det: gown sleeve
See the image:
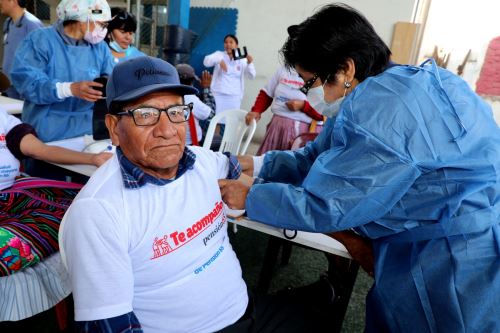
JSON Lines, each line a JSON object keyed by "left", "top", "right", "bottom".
{"left": 247, "top": 114, "right": 421, "bottom": 233}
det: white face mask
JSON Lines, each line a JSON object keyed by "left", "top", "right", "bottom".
{"left": 84, "top": 20, "right": 107, "bottom": 44}
{"left": 307, "top": 84, "right": 345, "bottom": 118}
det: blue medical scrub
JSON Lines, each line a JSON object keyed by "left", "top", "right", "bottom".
{"left": 2, "top": 11, "right": 44, "bottom": 99}
{"left": 246, "top": 60, "right": 500, "bottom": 332}
{"left": 10, "top": 23, "right": 114, "bottom": 142}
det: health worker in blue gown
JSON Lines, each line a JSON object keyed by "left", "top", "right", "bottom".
{"left": 219, "top": 4, "right": 500, "bottom": 333}
{"left": 10, "top": 0, "right": 114, "bottom": 143}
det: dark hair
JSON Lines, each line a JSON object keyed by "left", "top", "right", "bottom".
{"left": 17, "top": 0, "right": 27, "bottom": 8}
{"left": 281, "top": 3, "right": 391, "bottom": 83}
{"left": 108, "top": 100, "right": 126, "bottom": 115}
{"left": 108, "top": 8, "right": 137, "bottom": 33}
{"left": 223, "top": 34, "right": 238, "bottom": 45}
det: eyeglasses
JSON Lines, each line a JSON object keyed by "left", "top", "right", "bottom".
{"left": 299, "top": 74, "right": 319, "bottom": 95}
{"left": 116, "top": 103, "right": 193, "bottom": 126}
{"left": 95, "top": 21, "right": 109, "bottom": 29}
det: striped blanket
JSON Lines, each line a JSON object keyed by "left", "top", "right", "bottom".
{"left": 0, "top": 177, "right": 82, "bottom": 276}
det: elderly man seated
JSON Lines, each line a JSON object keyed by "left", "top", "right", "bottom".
{"left": 59, "top": 56, "right": 328, "bottom": 333}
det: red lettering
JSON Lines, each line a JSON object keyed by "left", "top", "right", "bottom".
{"left": 178, "top": 232, "right": 186, "bottom": 243}
{"left": 203, "top": 216, "right": 210, "bottom": 227}
{"left": 169, "top": 232, "right": 179, "bottom": 246}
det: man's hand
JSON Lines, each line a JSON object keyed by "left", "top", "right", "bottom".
{"left": 71, "top": 81, "right": 104, "bottom": 102}
{"left": 200, "top": 70, "right": 212, "bottom": 89}
{"left": 219, "top": 60, "right": 228, "bottom": 72}
{"left": 91, "top": 152, "right": 113, "bottom": 167}
{"left": 218, "top": 179, "right": 250, "bottom": 210}
{"left": 237, "top": 155, "right": 254, "bottom": 177}
{"left": 246, "top": 54, "right": 253, "bottom": 64}
{"left": 328, "top": 231, "right": 374, "bottom": 277}
{"left": 245, "top": 111, "right": 261, "bottom": 125}
{"left": 286, "top": 99, "right": 305, "bottom": 111}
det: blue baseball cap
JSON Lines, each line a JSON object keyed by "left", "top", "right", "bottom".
{"left": 106, "top": 56, "right": 198, "bottom": 110}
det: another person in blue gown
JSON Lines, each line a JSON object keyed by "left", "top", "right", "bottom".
{"left": 219, "top": 4, "right": 500, "bottom": 332}
{"left": 10, "top": 0, "right": 114, "bottom": 143}
{"left": 105, "top": 7, "right": 145, "bottom": 64}
{"left": 0, "top": 0, "right": 44, "bottom": 98}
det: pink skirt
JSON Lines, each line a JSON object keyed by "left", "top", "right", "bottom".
{"left": 257, "top": 115, "right": 323, "bottom": 155}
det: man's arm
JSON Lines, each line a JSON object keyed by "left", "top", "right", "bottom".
{"left": 60, "top": 199, "right": 135, "bottom": 324}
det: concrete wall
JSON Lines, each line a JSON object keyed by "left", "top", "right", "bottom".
{"left": 191, "top": 0, "right": 418, "bottom": 141}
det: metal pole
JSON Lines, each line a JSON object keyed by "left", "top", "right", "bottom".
{"left": 135, "top": 0, "right": 141, "bottom": 48}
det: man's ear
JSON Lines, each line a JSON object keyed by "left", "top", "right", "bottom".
{"left": 105, "top": 114, "right": 120, "bottom": 147}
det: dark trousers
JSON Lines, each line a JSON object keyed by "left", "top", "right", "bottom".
{"left": 217, "top": 291, "right": 333, "bottom": 333}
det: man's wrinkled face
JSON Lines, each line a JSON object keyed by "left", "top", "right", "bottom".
{"left": 106, "top": 91, "right": 187, "bottom": 179}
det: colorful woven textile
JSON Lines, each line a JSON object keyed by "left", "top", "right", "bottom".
{"left": 0, "top": 177, "right": 82, "bottom": 276}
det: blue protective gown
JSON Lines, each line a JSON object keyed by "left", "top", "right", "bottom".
{"left": 10, "top": 25, "right": 114, "bottom": 142}
{"left": 246, "top": 60, "right": 500, "bottom": 332}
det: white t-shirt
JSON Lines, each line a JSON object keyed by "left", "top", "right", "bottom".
{"left": 185, "top": 94, "right": 212, "bottom": 145}
{"left": 59, "top": 146, "right": 248, "bottom": 333}
{"left": 0, "top": 110, "right": 21, "bottom": 190}
{"left": 264, "top": 66, "right": 322, "bottom": 124}
{"left": 203, "top": 51, "right": 256, "bottom": 98}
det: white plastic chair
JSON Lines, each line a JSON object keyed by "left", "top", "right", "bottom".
{"left": 202, "top": 109, "right": 257, "bottom": 155}
{"left": 203, "top": 109, "right": 257, "bottom": 233}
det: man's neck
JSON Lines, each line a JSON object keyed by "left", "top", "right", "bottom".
{"left": 9, "top": 7, "right": 25, "bottom": 22}
{"left": 142, "top": 165, "right": 179, "bottom": 180}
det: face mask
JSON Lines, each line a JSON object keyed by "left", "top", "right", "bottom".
{"left": 84, "top": 21, "right": 107, "bottom": 44}
{"left": 307, "top": 85, "right": 345, "bottom": 118}
{"left": 109, "top": 40, "right": 127, "bottom": 53}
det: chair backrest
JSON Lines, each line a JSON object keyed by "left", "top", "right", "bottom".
{"left": 202, "top": 109, "right": 257, "bottom": 155}
{"left": 289, "top": 132, "right": 319, "bottom": 150}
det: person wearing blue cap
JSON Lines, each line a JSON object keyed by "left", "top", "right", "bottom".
{"left": 220, "top": 4, "right": 500, "bottom": 333}
{"left": 60, "top": 56, "right": 329, "bottom": 333}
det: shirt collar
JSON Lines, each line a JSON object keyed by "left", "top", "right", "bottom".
{"left": 116, "top": 146, "right": 196, "bottom": 189}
